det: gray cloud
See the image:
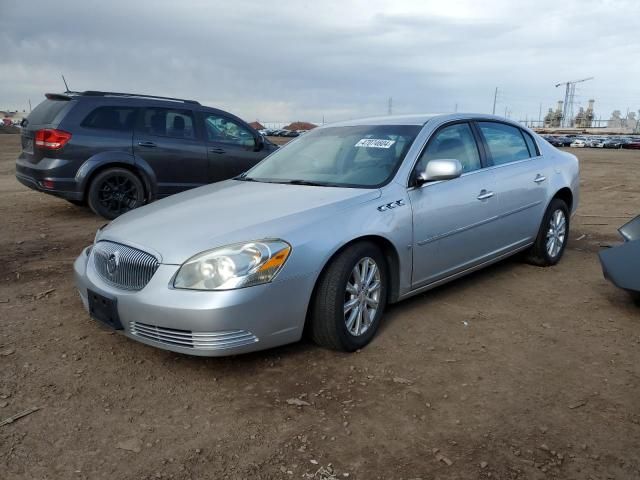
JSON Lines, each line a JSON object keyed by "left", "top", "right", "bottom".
{"left": 1, "top": 0, "right": 639, "bottom": 124}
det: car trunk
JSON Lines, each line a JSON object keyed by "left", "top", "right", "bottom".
{"left": 21, "top": 95, "right": 74, "bottom": 164}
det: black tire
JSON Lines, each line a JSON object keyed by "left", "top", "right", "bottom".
{"left": 310, "top": 242, "right": 388, "bottom": 352}
{"left": 87, "top": 168, "right": 145, "bottom": 220}
{"left": 525, "top": 198, "right": 570, "bottom": 266}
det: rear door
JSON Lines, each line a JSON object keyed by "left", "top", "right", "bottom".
{"left": 133, "top": 107, "right": 208, "bottom": 197}
{"left": 475, "top": 121, "right": 550, "bottom": 248}
{"left": 200, "top": 112, "right": 267, "bottom": 181}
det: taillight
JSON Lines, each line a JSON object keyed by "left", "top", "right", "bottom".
{"left": 34, "top": 129, "right": 72, "bottom": 150}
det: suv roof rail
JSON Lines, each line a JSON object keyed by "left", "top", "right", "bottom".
{"left": 79, "top": 90, "right": 201, "bottom": 105}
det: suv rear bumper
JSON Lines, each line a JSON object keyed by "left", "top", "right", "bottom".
{"left": 15, "top": 156, "right": 84, "bottom": 201}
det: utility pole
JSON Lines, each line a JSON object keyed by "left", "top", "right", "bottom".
{"left": 387, "top": 97, "right": 393, "bottom": 116}
{"left": 454, "top": 103, "right": 458, "bottom": 113}
{"left": 555, "top": 77, "right": 594, "bottom": 127}
{"left": 492, "top": 87, "right": 498, "bottom": 115}
{"left": 538, "top": 102, "right": 542, "bottom": 128}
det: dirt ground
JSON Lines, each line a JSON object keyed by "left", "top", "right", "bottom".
{"left": 1, "top": 134, "right": 639, "bottom": 480}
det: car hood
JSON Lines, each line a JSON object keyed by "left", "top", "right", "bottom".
{"left": 99, "top": 180, "right": 381, "bottom": 264}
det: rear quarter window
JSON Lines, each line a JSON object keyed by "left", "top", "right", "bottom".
{"left": 27, "top": 99, "right": 70, "bottom": 126}
{"left": 521, "top": 130, "right": 539, "bottom": 156}
{"left": 81, "top": 106, "right": 137, "bottom": 132}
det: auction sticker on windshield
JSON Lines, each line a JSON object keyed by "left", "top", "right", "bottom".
{"left": 355, "top": 138, "right": 396, "bottom": 148}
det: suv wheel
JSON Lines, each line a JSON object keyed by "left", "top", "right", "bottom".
{"left": 87, "top": 168, "right": 145, "bottom": 219}
{"left": 525, "top": 198, "right": 569, "bottom": 266}
{"left": 310, "top": 242, "right": 388, "bottom": 351}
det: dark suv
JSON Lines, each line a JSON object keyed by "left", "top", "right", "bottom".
{"left": 15, "top": 91, "right": 277, "bottom": 219}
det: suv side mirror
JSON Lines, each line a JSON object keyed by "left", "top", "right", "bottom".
{"left": 416, "top": 158, "right": 463, "bottom": 185}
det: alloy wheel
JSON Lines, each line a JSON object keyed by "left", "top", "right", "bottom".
{"left": 546, "top": 209, "right": 567, "bottom": 258}
{"left": 343, "top": 257, "right": 381, "bottom": 336}
{"left": 97, "top": 175, "right": 140, "bottom": 216}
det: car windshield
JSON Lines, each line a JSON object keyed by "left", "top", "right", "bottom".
{"left": 241, "top": 125, "right": 421, "bottom": 188}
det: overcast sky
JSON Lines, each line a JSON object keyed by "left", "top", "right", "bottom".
{"left": 1, "top": 0, "right": 639, "bottom": 124}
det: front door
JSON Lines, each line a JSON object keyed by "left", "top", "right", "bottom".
{"left": 201, "top": 113, "right": 266, "bottom": 181}
{"left": 133, "top": 107, "right": 208, "bottom": 197}
{"left": 409, "top": 122, "right": 501, "bottom": 287}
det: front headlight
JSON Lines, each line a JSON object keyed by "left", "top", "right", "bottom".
{"left": 173, "top": 240, "right": 291, "bottom": 291}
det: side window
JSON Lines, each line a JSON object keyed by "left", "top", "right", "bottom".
{"left": 140, "top": 108, "right": 195, "bottom": 139}
{"left": 204, "top": 114, "right": 255, "bottom": 148}
{"left": 521, "top": 130, "right": 539, "bottom": 157}
{"left": 81, "top": 106, "right": 136, "bottom": 132}
{"left": 416, "top": 123, "right": 481, "bottom": 174}
{"left": 477, "top": 122, "right": 530, "bottom": 165}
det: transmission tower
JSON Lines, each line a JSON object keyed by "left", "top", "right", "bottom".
{"left": 555, "top": 77, "right": 594, "bottom": 127}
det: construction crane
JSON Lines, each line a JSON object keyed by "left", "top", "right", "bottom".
{"left": 555, "top": 77, "right": 594, "bottom": 127}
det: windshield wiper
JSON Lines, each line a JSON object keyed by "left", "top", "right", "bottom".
{"left": 278, "top": 179, "right": 327, "bottom": 187}
{"left": 234, "top": 174, "right": 259, "bottom": 182}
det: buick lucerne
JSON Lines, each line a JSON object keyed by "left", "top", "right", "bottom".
{"left": 74, "top": 114, "right": 579, "bottom": 356}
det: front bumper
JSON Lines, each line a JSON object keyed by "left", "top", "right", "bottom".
{"left": 73, "top": 247, "right": 316, "bottom": 356}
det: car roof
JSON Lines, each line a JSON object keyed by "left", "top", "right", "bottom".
{"left": 321, "top": 113, "right": 526, "bottom": 128}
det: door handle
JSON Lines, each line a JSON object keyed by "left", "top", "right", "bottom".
{"left": 137, "top": 141, "right": 156, "bottom": 148}
{"left": 534, "top": 174, "right": 547, "bottom": 183}
{"left": 209, "top": 147, "right": 226, "bottom": 154}
{"left": 477, "top": 189, "right": 494, "bottom": 201}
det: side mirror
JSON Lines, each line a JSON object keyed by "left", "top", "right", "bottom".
{"left": 416, "top": 158, "right": 463, "bottom": 184}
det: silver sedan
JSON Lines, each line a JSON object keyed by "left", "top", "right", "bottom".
{"left": 74, "top": 114, "right": 579, "bottom": 356}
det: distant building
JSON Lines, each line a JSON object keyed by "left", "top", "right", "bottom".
{"left": 544, "top": 101, "right": 563, "bottom": 128}
{"left": 249, "top": 121, "right": 265, "bottom": 130}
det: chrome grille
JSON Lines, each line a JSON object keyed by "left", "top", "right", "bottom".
{"left": 92, "top": 241, "right": 159, "bottom": 291}
{"left": 130, "top": 322, "right": 259, "bottom": 350}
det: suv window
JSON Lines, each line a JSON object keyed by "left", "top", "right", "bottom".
{"left": 204, "top": 114, "right": 255, "bottom": 148}
{"left": 416, "top": 122, "right": 481, "bottom": 174}
{"left": 27, "top": 99, "right": 69, "bottom": 125}
{"left": 140, "top": 108, "right": 196, "bottom": 139}
{"left": 81, "top": 106, "right": 136, "bottom": 131}
{"left": 477, "top": 122, "right": 530, "bottom": 165}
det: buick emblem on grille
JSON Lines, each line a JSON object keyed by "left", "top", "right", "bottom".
{"left": 106, "top": 251, "right": 120, "bottom": 276}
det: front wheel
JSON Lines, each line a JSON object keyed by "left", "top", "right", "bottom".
{"left": 525, "top": 198, "right": 569, "bottom": 266}
{"left": 310, "top": 242, "right": 388, "bottom": 352}
{"left": 87, "top": 168, "right": 145, "bottom": 220}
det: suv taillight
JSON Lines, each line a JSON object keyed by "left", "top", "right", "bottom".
{"left": 35, "top": 129, "right": 72, "bottom": 150}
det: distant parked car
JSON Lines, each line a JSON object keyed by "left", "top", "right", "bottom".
{"left": 570, "top": 139, "right": 587, "bottom": 148}
{"left": 545, "top": 136, "right": 565, "bottom": 147}
{"left": 603, "top": 138, "right": 624, "bottom": 149}
{"left": 588, "top": 138, "right": 608, "bottom": 148}
{"left": 622, "top": 140, "right": 640, "bottom": 150}
{"left": 15, "top": 91, "right": 278, "bottom": 219}
{"left": 284, "top": 130, "right": 300, "bottom": 137}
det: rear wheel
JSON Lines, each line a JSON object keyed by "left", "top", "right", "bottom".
{"left": 525, "top": 198, "right": 569, "bottom": 266}
{"left": 310, "top": 242, "right": 388, "bottom": 351}
{"left": 87, "top": 168, "right": 145, "bottom": 220}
